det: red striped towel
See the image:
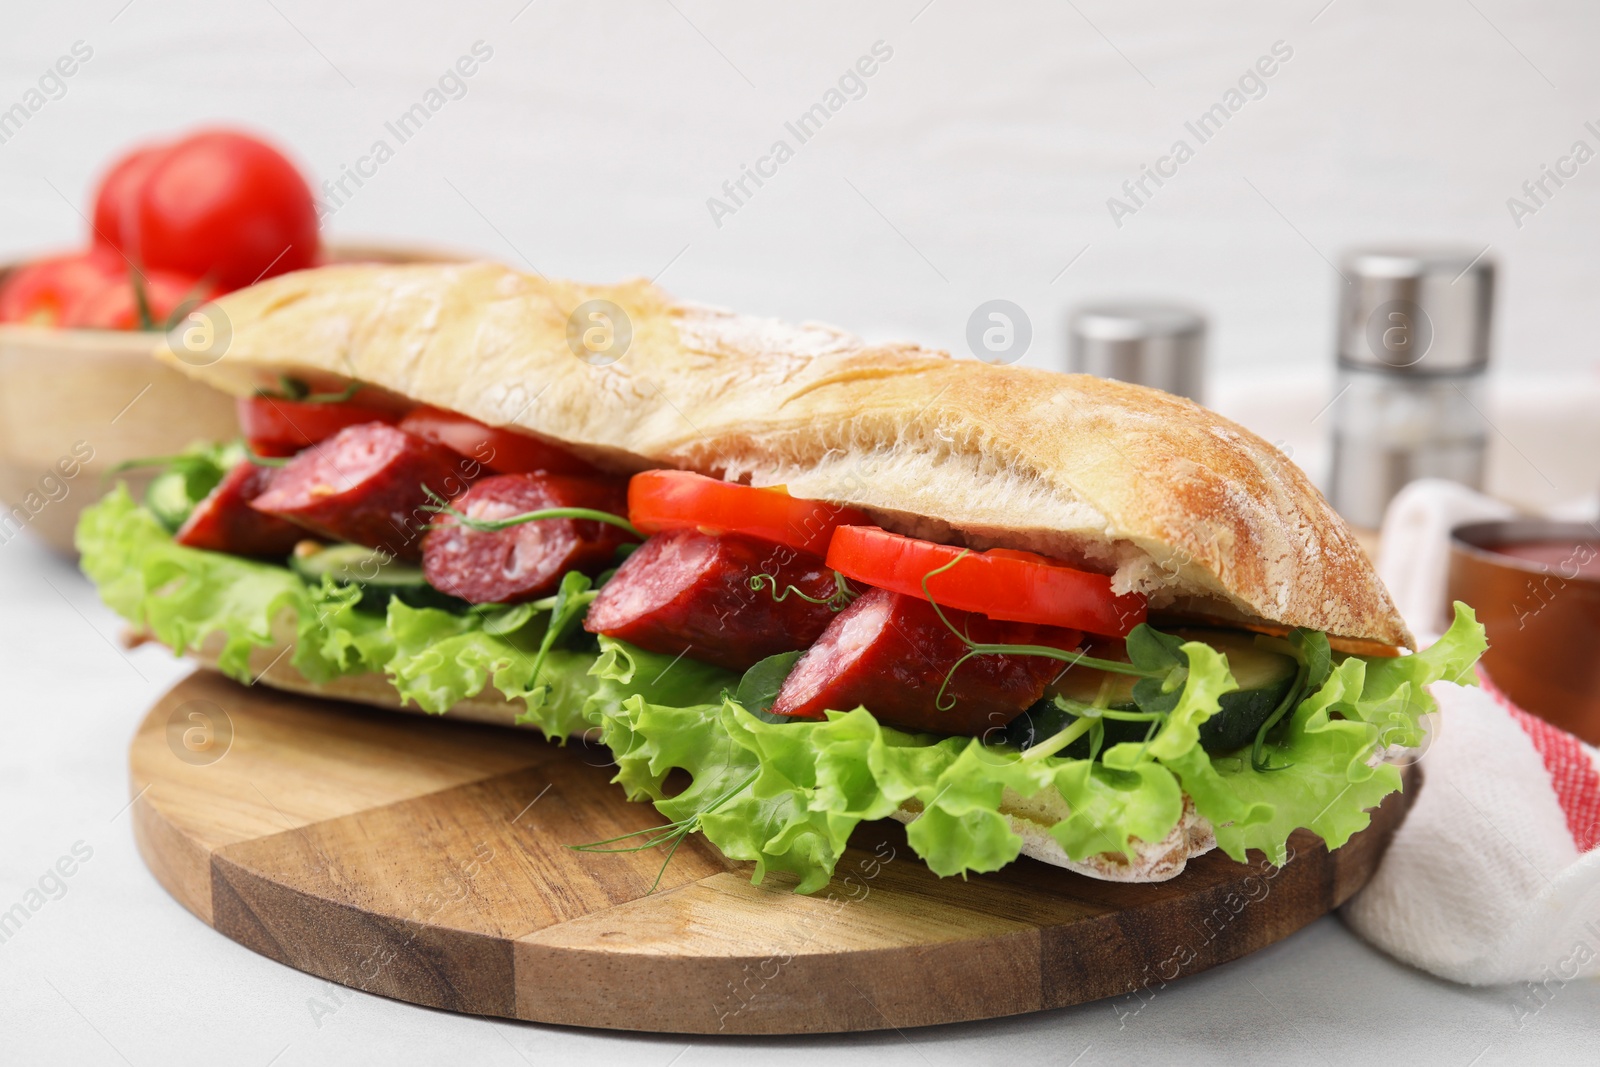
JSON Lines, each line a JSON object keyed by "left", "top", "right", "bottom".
{"left": 1342, "top": 480, "right": 1600, "bottom": 988}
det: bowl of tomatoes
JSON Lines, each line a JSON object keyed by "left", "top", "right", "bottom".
{"left": 0, "top": 128, "right": 466, "bottom": 556}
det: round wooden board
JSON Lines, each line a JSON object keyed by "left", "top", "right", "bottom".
{"left": 129, "top": 670, "right": 1418, "bottom": 1035}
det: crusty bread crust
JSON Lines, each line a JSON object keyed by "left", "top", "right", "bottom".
{"left": 158, "top": 262, "right": 1410, "bottom": 647}
{"left": 891, "top": 793, "right": 1217, "bottom": 883}
{"left": 192, "top": 637, "right": 532, "bottom": 729}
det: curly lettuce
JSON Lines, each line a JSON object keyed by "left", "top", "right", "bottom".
{"left": 77, "top": 487, "right": 728, "bottom": 740}
{"left": 594, "top": 614, "right": 1484, "bottom": 888}
{"left": 78, "top": 487, "right": 1487, "bottom": 893}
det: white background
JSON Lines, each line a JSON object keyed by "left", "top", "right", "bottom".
{"left": 3, "top": 2, "right": 1600, "bottom": 1064}
{"left": 4, "top": 0, "right": 1600, "bottom": 382}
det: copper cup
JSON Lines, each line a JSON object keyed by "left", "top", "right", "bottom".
{"left": 1448, "top": 519, "right": 1600, "bottom": 744}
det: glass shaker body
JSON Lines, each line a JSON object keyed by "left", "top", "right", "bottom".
{"left": 1327, "top": 248, "right": 1495, "bottom": 528}
{"left": 1329, "top": 368, "right": 1487, "bottom": 529}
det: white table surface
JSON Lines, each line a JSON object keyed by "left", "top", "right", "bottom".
{"left": 2, "top": 524, "right": 1597, "bottom": 1066}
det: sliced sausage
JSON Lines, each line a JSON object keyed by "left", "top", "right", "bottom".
{"left": 770, "top": 586, "right": 1083, "bottom": 736}
{"left": 583, "top": 529, "right": 840, "bottom": 673}
{"left": 421, "top": 473, "right": 630, "bottom": 604}
{"left": 250, "top": 422, "right": 476, "bottom": 561}
{"left": 173, "top": 460, "right": 306, "bottom": 558}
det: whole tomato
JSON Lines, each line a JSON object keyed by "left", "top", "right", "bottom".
{"left": 66, "top": 266, "right": 216, "bottom": 330}
{"left": 0, "top": 249, "right": 210, "bottom": 330}
{"left": 0, "top": 251, "right": 118, "bottom": 327}
{"left": 96, "top": 130, "right": 319, "bottom": 291}
{"left": 91, "top": 143, "right": 170, "bottom": 255}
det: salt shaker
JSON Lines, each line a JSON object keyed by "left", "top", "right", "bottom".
{"left": 1328, "top": 249, "right": 1495, "bottom": 529}
{"left": 1067, "top": 303, "right": 1206, "bottom": 404}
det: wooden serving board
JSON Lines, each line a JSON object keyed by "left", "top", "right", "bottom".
{"left": 129, "top": 671, "right": 1416, "bottom": 1035}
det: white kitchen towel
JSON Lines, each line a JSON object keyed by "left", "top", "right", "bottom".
{"left": 1341, "top": 479, "right": 1600, "bottom": 988}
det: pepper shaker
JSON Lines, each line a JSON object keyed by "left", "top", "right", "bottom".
{"left": 1067, "top": 303, "right": 1206, "bottom": 404}
{"left": 1328, "top": 249, "right": 1495, "bottom": 529}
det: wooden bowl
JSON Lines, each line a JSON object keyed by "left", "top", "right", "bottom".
{"left": 0, "top": 242, "right": 473, "bottom": 556}
{"left": 1449, "top": 519, "right": 1600, "bottom": 744}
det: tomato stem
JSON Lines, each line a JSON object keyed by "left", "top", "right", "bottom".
{"left": 128, "top": 266, "right": 155, "bottom": 332}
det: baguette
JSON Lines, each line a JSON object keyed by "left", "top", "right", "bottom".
{"left": 157, "top": 261, "right": 1411, "bottom": 648}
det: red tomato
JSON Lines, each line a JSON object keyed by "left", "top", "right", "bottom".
{"left": 0, "top": 249, "right": 206, "bottom": 330}
{"left": 91, "top": 143, "right": 170, "bottom": 256}
{"left": 398, "top": 406, "right": 595, "bottom": 475}
{"left": 237, "top": 396, "right": 400, "bottom": 456}
{"left": 825, "top": 525, "right": 1147, "bottom": 637}
{"left": 0, "top": 251, "right": 119, "bottom": 327}
{"left": 628, "top": 469, "right": 869, "bottom": 558}
{"left": 66, "top": 266, "right": 215, "bottom": 330}
{"left": 134, "top": 130, "right": 318, "bottom": 290}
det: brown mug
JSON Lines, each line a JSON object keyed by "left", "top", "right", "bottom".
{"left": 1448, "top": 519, "right": 1600, "bottom": 745}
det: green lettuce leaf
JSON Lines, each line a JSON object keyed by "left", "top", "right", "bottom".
{"left": 1163, "top": 604, "right": 1486, "bottom": 864}
{"left": 76, "top": 488, "right": 729, "bottom": 741}
{"left": 77, "top": 485, "right": 384, "bottom": 682}
{"left": 597, "top": 609, "right": 1486, "bottom": 891}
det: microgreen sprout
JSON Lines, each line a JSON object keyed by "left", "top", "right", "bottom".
{"left": 243, "top": 446, "right": 290, "bottom": 468}
{"left": 570, "top": 768, "right": 759, "bottom": 892}
{"left": 421, "top": 487, "right": 643, "bottom": 539}
{"left": 1247, "top": 630, "right": 1329, "bottom": 772}
{"left": 749, "top": 570, "right": 857, "bottom": 612}
{"left": 253, "top": 375, "right": 364, "bottom": 404}
{"left": 915, "top": 550, "right": 1205, "bottom": 765}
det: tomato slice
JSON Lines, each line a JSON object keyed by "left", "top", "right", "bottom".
{"left": 237, "top": 395, "right": 400, "bottom": 456}
{"left": 398, "top": 406, "right": 594, "bottom": 475}
{"left": 825, "top": 525, "right": 1146, "bottom": 637}
{"left": 628, "top": 470, "right": 869, "bottom": 558}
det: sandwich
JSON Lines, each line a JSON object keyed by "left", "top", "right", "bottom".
{"left": 77, "top": 262, "right": 1486, "bottom": 891}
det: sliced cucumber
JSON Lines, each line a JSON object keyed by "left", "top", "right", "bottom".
{"left": 146, "top": 468, "right": 200, "bottom": 533}
{"left": 1000, "top": 699, "right": 1156, "bottom": 760}
{"left": 1006, "top": 628, "right": 1298, "bottom": 757}
{"left": 1184, "top": 629, "right": 1301, "bottom": 752}
{"left": 290, "top": 543, "right": 463, "bottom": 611}
{"left": 144, "top": 445, "right": 240, "bottom": 533}
{"left": 291, "top": 542, "right": 419, "bottom": 587}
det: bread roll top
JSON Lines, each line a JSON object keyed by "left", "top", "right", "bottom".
{"left": 157, "top": 262, "right": 1411, "bottom": 648}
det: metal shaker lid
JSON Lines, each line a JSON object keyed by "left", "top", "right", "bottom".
{"left": 1068, "top": 302, "right": 1206, "bottom": 403}
{"left": 1337, "top": 248, "right": 1494, "bottom": 374}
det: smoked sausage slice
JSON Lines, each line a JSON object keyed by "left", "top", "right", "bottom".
{"left": 770, "top": 586, "right": 1083, "bottom": 736}
{"left": 583, "top": 529, "right": 840, "bottom": 673}
{"left": 421, "top": 473, "right": 630, "bottom": 604}
{"left": 174, "top": 460, "right": 305, "bottom": 558}
{"left": 250, "top": 422, "right": 475, "bottom": 561}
